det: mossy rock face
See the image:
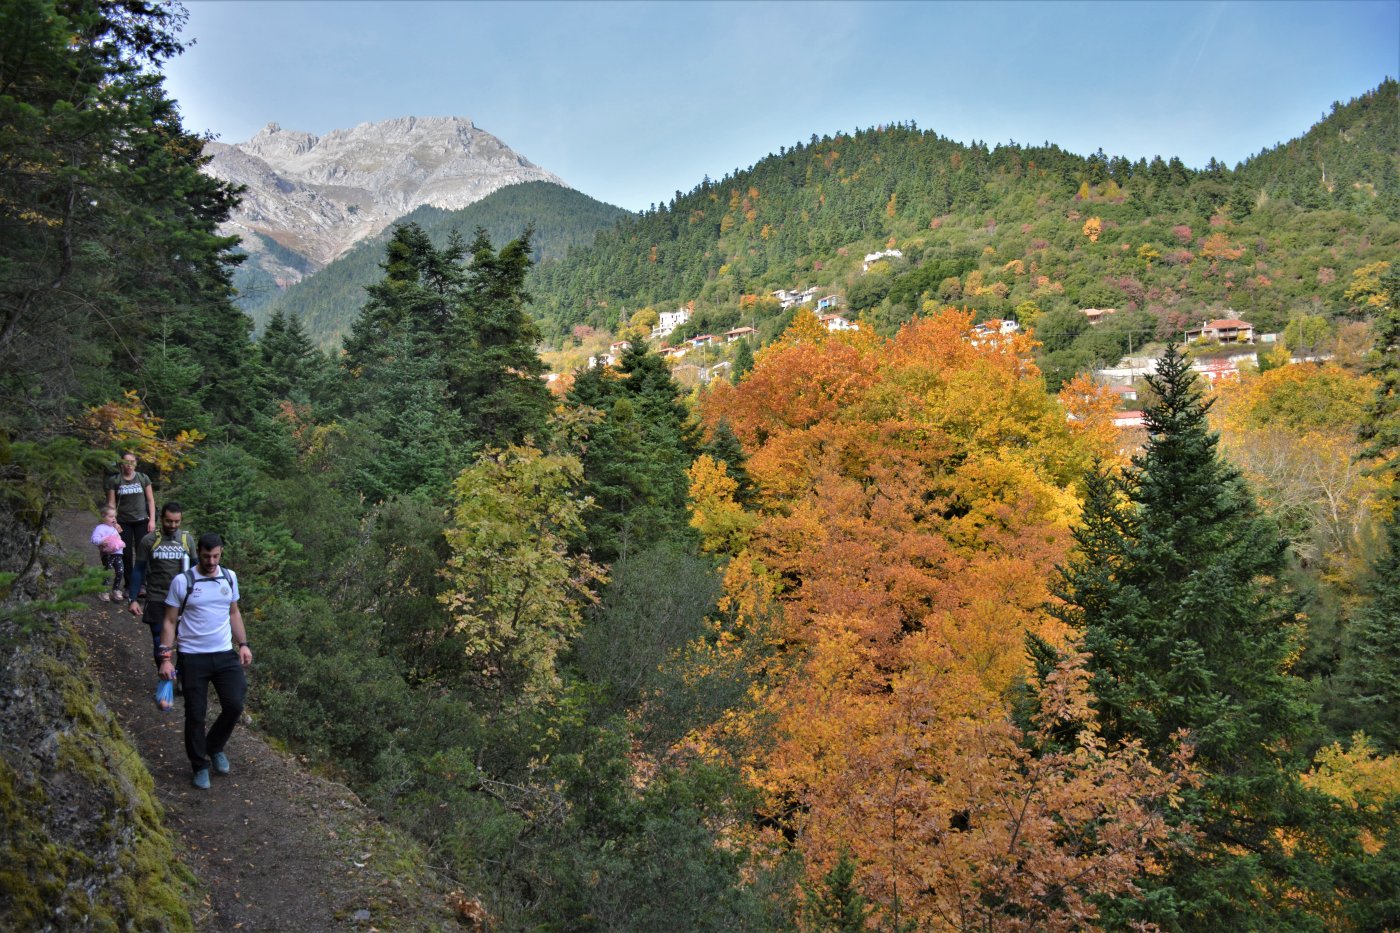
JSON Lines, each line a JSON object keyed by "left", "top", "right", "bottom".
{"left": 0, "top": 612, "right": 196, "bottom": 931}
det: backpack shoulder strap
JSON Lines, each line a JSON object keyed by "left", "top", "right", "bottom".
{"left": 177, "top": 569, "right": 198, "bottom": 619}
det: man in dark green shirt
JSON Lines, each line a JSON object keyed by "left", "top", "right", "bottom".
{"left": 129, "top": 501, "right": 196, "bottom": 653}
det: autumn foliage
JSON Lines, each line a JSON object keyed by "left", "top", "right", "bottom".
{"left": 691, "top": 309, "right": 1190, "bottom": 929}
{"left": 74, "top": 390, "right": 204, "bottom": 472}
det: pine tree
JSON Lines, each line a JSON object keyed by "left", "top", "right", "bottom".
{"left": 450, "top": 228, "right": 551, "bottom": 449}
{"left": 701, "top": 417, "right": 755, "bottom": 507}
{"left": 1334, "top": 515, "right": 1400, "bottom": 752}
{"left": 1053, "top": 343, "right": 1323, "bottom": 928}
{"left": 1335, "top": 266, "right": 1400, "bottom": 751}
{"left": 566, "top": 343, "right": 698, "bottom": 563}
{"left": 258, "top": 309, "right": 329, "bottom": 406}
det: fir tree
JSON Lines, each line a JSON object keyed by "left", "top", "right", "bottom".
{"left": 1333, "top": 514, "right": 1400, "bottom": 752}
{"left": 566, "top": 343, "right": 698, "bottom": 563}
{"left": 258, "top": 309, "right": 330, "bottom": 407}
{"left": 451, "top": 228, "right": 551, "bottom": 448}
{"left": 1053, "top": 343, "right": 1325, "bottom": 928}
{"left": 1334, "top": 265, "right": 1400, "bottom": 751}
{"left": 701, "top": 417, "right": 755, "bottom": 507}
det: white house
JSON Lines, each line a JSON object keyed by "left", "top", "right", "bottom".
{"left": 773, "top": 286, "right": 822, "bottom": 309}
{"left": 816, "top": 295, "right": 842, "bottom": 311}
{"left": 819, "top": 313, "right": 858, "bottom": 332}
{"left": 652, "top": 307, "right": 692, "bottom": 340}
{"left": 725, "top": 327, "right": 756, "bottom": 342}
{"left": 968, "top": 319, "right": 1021, "bottom": 347}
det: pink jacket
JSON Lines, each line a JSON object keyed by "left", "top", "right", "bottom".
{"left": 91, "top": 523, "right": 124, "bottom": 554}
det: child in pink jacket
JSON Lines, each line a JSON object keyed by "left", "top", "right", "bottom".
{"left": 91, "top": 505, "right": 126, "bottom": 601}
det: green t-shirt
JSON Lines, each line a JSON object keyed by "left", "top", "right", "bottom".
{"left": 105, "top": 471, "right": 152, "bottom": 523}
{"left": 134, "top": 528, "right": 196, "bottom": 602}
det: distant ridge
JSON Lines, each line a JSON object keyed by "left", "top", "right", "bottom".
{"left": 252, "top": 181, "right": 629, "bottom": 347}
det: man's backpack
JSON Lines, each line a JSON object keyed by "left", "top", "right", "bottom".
{"left": 176, "top": 567, "right": 234, "bottom": 620}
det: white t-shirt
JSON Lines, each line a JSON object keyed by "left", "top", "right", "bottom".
{"left": 164, "top": 567, "right": 241, "bottom": 653}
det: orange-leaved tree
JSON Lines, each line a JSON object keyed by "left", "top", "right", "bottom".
{"left": 688, "top": 309, "right": 1188, "bottom": 928}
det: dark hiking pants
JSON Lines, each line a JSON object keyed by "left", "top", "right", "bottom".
{"left": 118, "top": 519, "right": 145, "bottom": 596}
{"left": 178, "top": 650, "right": 246, "bottom": 773}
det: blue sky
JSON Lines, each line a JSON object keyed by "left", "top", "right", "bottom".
{"left": 164, "top": 0, "right": 1398, "bottom": 212}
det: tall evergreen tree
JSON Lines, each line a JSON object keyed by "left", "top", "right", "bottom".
{"left": 450, "top": 228, "right": 552, "bottom": 448}
{"left": 338, "top": 225, "right": 552, "bottom": 501}
{"left": 258, "top": 309, "right": 330, "bottom": 407}
{"left": 701, "top": 417, "right": 755, "bottom": 507}
{"left": 1052, "top": 343, "right": 1326, "bottom": 928}
{"left": 1333, "top": 266, "right": 1400, "bottom": 751}
{"left": 1333, "top": 514, "right": 1400, "bottom": 752}
{"left": 566, "top": 343, "right": 699, "bottom": 563}
{"left": 341, "top": 223, "right": 465, "bottom": 374}
{"left": 337, "top": 224, "right": 470, "bottom": 501}
{"left": 0, "top": 0, "right": 245, "bottom": 437}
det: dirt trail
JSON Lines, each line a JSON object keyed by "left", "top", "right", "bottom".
{"left": 56, "top": 510, "right": 463, "bottom": 932}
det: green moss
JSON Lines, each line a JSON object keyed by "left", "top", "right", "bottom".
{"left": 0, "top": 758, "right": 69, "bottom": 926}
{"left": 1, "top": 622, "right": 198, "bottom": 931}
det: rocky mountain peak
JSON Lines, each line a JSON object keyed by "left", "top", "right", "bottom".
{"left": 206, "top": 115, "right": 567, "bottom": 291}
{"left": 241, "top": 122, "right": 319, "bottom": 162}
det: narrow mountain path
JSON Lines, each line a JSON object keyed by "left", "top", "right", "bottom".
{"left": 56, "top": 510, "right": 466, "bottom": 932}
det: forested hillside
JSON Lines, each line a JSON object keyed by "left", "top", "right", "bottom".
{"left": 527, "top": 79, "right": 1397, "bottom": 384}
{"left": 246, "top": 181, "right": 628, "bottom": 345}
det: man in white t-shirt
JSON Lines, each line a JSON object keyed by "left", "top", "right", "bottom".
{"left": 156, "top": 533, "right": 253, "bottom": 790}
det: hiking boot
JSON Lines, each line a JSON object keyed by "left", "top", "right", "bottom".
{"left": 211, "top": 752, "right": 230, "bottom": 776}
{"left": 191, "top": 769, "right": 210, "bottom": 790}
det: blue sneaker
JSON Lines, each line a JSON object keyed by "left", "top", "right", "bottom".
{"left": 191, "top": 768, "right": 210, "bottom": 790}
{"left": 211, "top": 752, "right": 230, "bottom": 776}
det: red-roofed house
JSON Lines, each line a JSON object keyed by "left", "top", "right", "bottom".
{"left": 1081, "top": 307, "right": 1118, "bottom": 325}
{"left": 1186, "top": 318, "right": 1255, "bottom": 344}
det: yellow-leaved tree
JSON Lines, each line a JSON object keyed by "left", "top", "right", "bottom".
{"left": 1211, "top": 362, "right": 1383, "bottom": 576}
{"left": 74, "top": 390, "right": 204, "bottom": 472}
{"left": 440, "top": 443, "right": 605, "bottom": 706}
